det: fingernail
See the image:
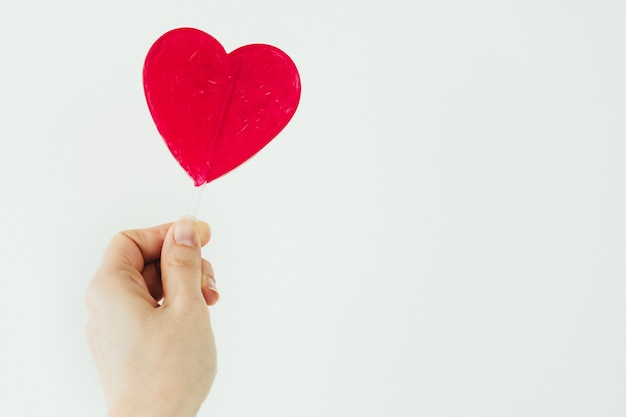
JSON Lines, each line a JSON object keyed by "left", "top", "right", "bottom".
{"left": 201, "top": 275, "right": 220, "bottom": 306}
{"left": 207, "top": 276, "right": 218, "bottom": 293}
{"left": 174, "top": 216, "right": 199, "bottom": 247}
{"left": 205, "top": 276, "right": 220, "bottom": 304}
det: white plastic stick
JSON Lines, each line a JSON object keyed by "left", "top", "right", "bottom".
{"left": 189, "top": 183, "right": 206, "bottom": 218}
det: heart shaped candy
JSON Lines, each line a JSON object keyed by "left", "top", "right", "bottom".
{"left": 143, "top": 28, "right": 301, "bottom": 185}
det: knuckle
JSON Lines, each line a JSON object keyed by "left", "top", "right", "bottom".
{"left": 164, "top": 252, "right": 200, "bottom": 272}
{"left": 109, "top": 231, "right": 130, "bottom": 248}
{"left": 84, "top": 269, "right": 115, "bottom": 315}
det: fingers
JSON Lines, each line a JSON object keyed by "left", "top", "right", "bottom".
{"left": 87, "top": 223, "right": 171, "bottom": 315}
{"left": 101, "top": 222, "right": 211, "bottom": 273}
{"left": 101, "top": 223, "right": 172, "bottom": 273}
{"left": 201, "top": 259, "right": 219, "bottom": 306}
{"left": 88, "top": 220, "right": 211, "bottom": 312}
{"left": 142, "top": 261, "right": 163, "bottom": 302}
{"left": 142, "top": 258, "right": 219, "bottom": 306}
{"left": 160, "top": 217, "right": 211, "bottom": 306}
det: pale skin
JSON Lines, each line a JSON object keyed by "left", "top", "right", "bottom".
{"left": 85, "top": 217, "right": 219, "bottom": 417}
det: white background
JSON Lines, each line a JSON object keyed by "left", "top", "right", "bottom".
{"left": 1, "top": 1, "right": 625, "bottom": 416}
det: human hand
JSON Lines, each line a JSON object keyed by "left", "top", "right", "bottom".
{"left": 85, "top": 217, "right": 219, "bottom": 417}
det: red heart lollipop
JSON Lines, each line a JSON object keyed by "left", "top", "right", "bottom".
{"left": 143, "top": 28, "right": 301, "bottom": 186}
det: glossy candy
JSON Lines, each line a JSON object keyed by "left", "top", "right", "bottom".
{"left": 143, "top": 28, "right": 301, "bottom": 186}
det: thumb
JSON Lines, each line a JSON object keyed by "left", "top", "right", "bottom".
{"left": 160, "top": 216, "right": 205, "bottom": 305}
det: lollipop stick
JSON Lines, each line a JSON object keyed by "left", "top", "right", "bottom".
{"left": 189, "top": 183, "right": 206, "bottom": 218}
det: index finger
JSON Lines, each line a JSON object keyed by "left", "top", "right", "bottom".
{"left": 101, "top": 223, "right": 172, "bottom": 272}
{"left": 100, "top": 220, "right": 211, "bottom": 272}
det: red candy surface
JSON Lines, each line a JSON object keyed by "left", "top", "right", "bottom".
{"left": 143, "top": 28, "right": 301, "bottom": 185}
